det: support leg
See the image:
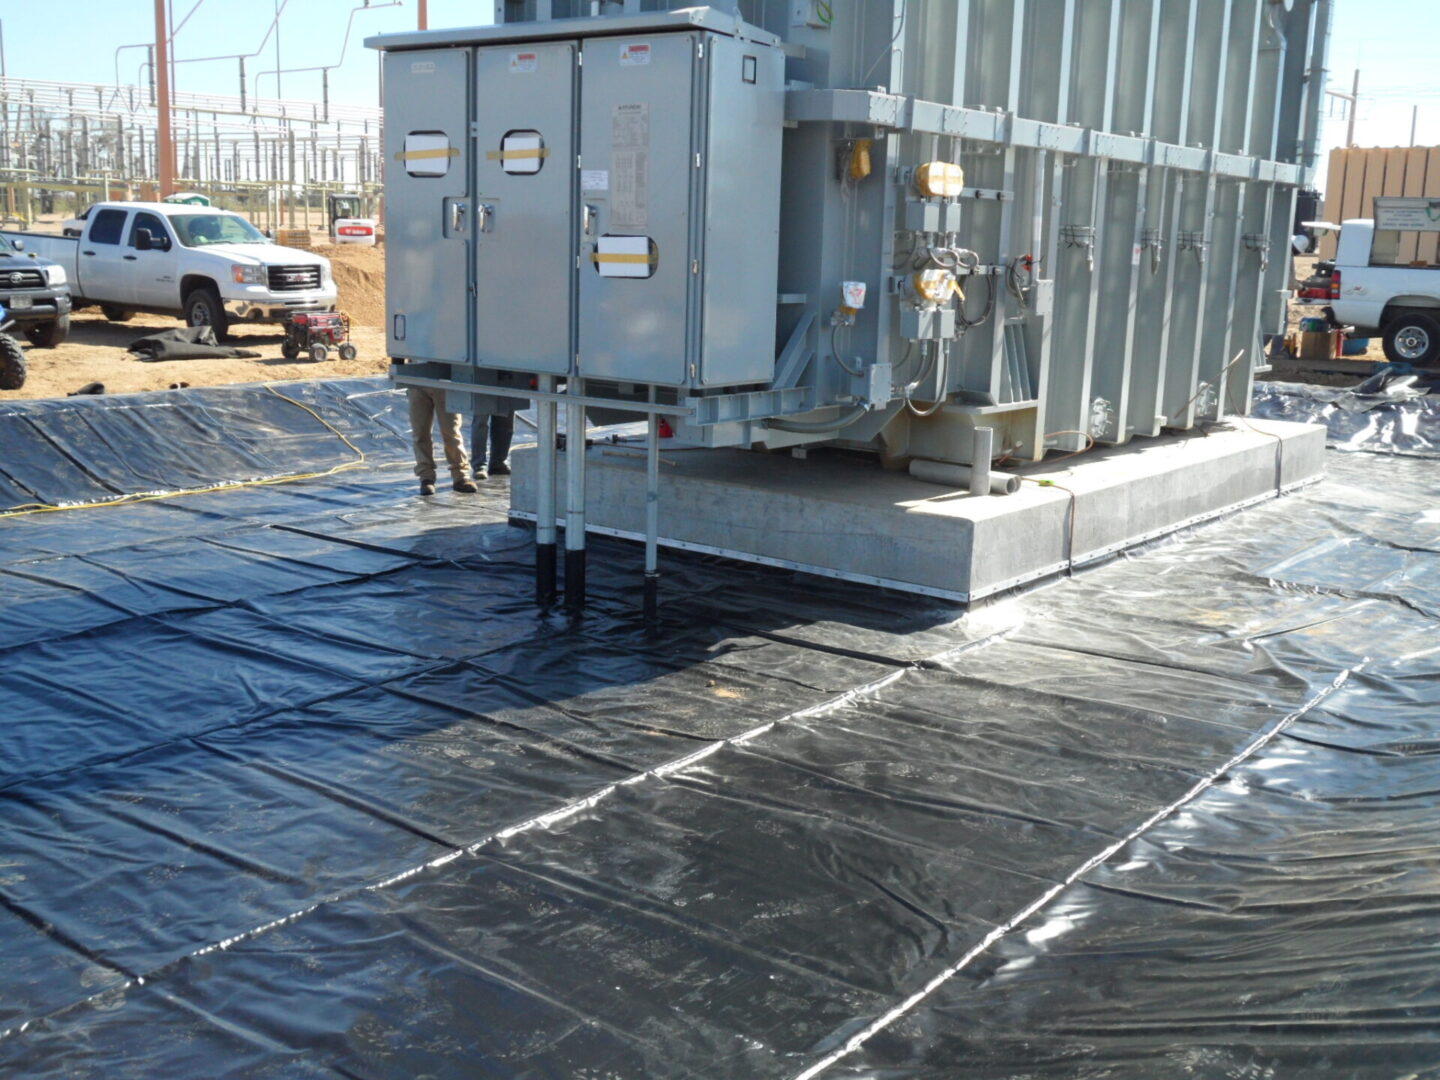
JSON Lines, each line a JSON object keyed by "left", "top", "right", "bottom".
{"left": 535, "top": 376, "right": 557, "bottom": 605}
{"left": 564, "top": 397, "right": 587, "bottom": 611}
{"left": 643, "top": 403, "right": 660, "bottom": 620}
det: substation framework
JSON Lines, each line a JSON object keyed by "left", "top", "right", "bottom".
{"left": 0, "top": 76, "right": 385, "bottom": 232}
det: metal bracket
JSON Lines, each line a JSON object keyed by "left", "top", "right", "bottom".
{"left": 1177, "top": 230, "right": 1209, "bottom": 266}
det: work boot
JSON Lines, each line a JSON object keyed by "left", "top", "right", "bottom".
{"left": 453, "top": 478, "right": 479, "bottom": 494}
{"left": 489, "top": 461, "right": 511, "bottom": 477}
{"left": 473, "top": 466, "right": 489, "bottom": 481}
{"left": 419, "top": 480, "right": 436, "bottom": 496}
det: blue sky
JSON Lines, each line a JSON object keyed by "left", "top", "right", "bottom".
{"left": 2, "top": 0, "right": 1435, "bottom": 162}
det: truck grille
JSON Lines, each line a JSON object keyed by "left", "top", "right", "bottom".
{"left": 0, "top": 268, "right": 45, "bottom": 290}
{"left": 267, "top": 265, "right": 321, "bottom": 292}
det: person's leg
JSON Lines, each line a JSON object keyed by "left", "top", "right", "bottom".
{"left": 407, "top": 386, "right": 438, "bottom": 492}
{"left": 489, "top": 413, "right": 515, "bottom": 475}
{"left": 470, "top": 411, "right": 490, "bottom": 477}
{"left": 438, "top": 399, "right": 476, "bottom": 490}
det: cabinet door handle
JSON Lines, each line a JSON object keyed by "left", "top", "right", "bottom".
{"left": 476, "top": 203, "right": 495, "bottom": 233}
{"left": 450, "top": 201, "right": 467, "bottom": 234}
{"left": 582, "top": 204, "right": 598, "bottom": 235}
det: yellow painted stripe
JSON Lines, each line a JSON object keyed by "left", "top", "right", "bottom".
{"left": 395, "top": 147, "right": 459, "bottom": 162}
{"left": 593, "top": 252, "right": 653, "bottom": 264}
{"left": 486, "top": 147, "right": 550, "bottom": 161}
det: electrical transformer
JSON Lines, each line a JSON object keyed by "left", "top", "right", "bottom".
{"left": 368, "top": 0, "right": 1331, "bottom": 606}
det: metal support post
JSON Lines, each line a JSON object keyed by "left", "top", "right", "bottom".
{"left": 564, "top": 394, "right": 587, "bottom": 611}
{"left": 535, "top": 375, "right": 558, "bottom": 605}
{"left": 643, "top": 398, "right": 660, "bottom": 619}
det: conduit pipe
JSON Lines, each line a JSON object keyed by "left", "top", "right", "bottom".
{"left": 909, "top": 457, "right": 1020, "bottom": 495}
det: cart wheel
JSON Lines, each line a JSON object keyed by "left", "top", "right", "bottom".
{"left": 338, "top": 343, "right": 358, "bottom": 361}
{"left": 309, "top": 344, "right": 329, "bottom": 363}
{"left": 281, "top": 342, "right": 300, "bottom": 360}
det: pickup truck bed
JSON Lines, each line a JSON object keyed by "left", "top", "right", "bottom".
{"left": 1318, "top": 219, "right": 1440, "bottom": 366}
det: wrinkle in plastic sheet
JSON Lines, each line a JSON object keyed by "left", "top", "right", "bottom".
{"left": 2, "top": 379, "right": 1440, "bottom": 1078}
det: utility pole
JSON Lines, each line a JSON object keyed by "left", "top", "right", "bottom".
{"left": 1347, "top": 69, "right": 1359, "bottom": 148}
{"left": 1323, "top": 69, "right": 1360, "bottom": 148}
{"left": 154, "top": 0, "right": 175, "bottom": 196}
{"left": 419, "top": 0, "right": 428, "bottom": 30}
{"left": 1411, "top": 105, "right": 1419, "bottom": 148}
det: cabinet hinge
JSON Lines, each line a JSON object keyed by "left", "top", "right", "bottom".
{"left": 689, "top": 362, "right": 698, "bottom": 380}
{"left": 694, "top": 152, "right": 701, "bottom": 169}
{"left": 691, "top": 259, "right": 700, "bottom": 274}
{"left": 697, "top": 41, "right": 705, "bottom": 59}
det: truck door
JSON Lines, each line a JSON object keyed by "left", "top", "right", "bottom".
{"left": 471, "top": 41, "right": 577, "bottom": 374}
{"left": 383, "top": 48, "right": 472, "bottom": 363}
{"left": 576, "top": 34, "right": 698, "bottom": 385}
{"left": 79, "top": 208, "right": 132, "bottom": 305}
{"left": 127, "top": 210, "right": 178, "bottom": 310}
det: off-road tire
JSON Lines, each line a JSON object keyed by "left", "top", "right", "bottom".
{"left": 281, "top": 341, "right": 300, "bottom": 360}
{"left": 309, "top": 343, "right": 328, "bottom": 363}
{"left": 183, "top": 286, "right": 230, "bottom": 342}
{"left": 24, "top": 314, "right": 69, "bottom": 348}
{"left": 338, "top": 343, "right": 357, "bottom": 361}
{"left": 100, "top": 304, "right": 133, "bottom": 322}
{"left": 1382, "top": 310, "right": 1440, "bottom": 367}
{"left": 0, "top": 333, "right": 27, "bottom": 390}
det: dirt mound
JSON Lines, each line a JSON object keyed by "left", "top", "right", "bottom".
{"left": 317, "top": 243, "right": 386, "bottom": 327}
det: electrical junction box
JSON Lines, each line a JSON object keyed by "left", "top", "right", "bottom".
{"left": 381, "top": 18, "right": 785, "bottom": 390}
{"left": 790, "top": 1, "right": 832, "bottom": 30}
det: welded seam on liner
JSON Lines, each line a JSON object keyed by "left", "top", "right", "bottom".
{"left": 0, "top": 625, "right": 1016, "bottom": 1046}
{"left": 790, "top": 663, "right": 1361, "bottom": 1080}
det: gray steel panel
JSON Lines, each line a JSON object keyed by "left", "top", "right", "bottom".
{"left": 383, "top": 48, "right": 471, "bottom": 363}
{"left": 577, "top": 32, "right": 698, "bottom": 385}
{"left": 472, "top": 40, "right": 577, "bottom": 374}
{"left": 697, "top": 33, "right": 784, "bottom": 386}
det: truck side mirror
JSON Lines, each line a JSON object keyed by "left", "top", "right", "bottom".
{"left": 10, "top": 238, "right": 23, "bottom": 251}
{"left": 135, "top": 229, "right": 153, "bottom": 251}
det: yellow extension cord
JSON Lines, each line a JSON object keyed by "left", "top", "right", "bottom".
{"left": 0, "top": 384, "right": 370, "bottom": 520}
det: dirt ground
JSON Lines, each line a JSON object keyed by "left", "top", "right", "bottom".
{"left": 0, "top": 242, "right": 390, "bottom": 401}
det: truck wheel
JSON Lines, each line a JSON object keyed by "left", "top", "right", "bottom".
{"left": 100, "top": 305, "right": 133, "bottom": 323}
{"left": 309, "top": 344, "right": 329, "bottom": 363}
{"left": 0, "top": 334, "right": 26, "bottom": 391}
{"left": 184, "top": 287, "right": 230, "bottom": 342}
{"left": 1382, "top": 311, "right": 1440, "bottom": 367}
{"left": 24, "top": 314, "right": 70, "bottom": 348}
{"left": 338, "top": 343, "right": 357, "bottom": 361}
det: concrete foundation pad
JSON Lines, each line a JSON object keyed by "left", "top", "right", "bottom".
{"left": 511, "top": 420, "right": 1327, "bottom": 602}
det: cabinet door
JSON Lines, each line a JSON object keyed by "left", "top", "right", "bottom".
{"left": 382, "top": 48, "right": 471, "bottom": 363}
{"left": 471, "top": 42, "right": 577, "bottom": 375}
{"left": 576, "top": 33, "right": 698, "bottom": 386}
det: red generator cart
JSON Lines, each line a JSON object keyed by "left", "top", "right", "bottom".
{"left": 282, "top": 311, "right": 357, "bottom": 362}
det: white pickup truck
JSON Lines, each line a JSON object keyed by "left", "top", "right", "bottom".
{"left": 5, "top": 202, "right": 337, "bottom": 340}
{"left": 1322, "top": 218, "right": 1440, "bottom": 366}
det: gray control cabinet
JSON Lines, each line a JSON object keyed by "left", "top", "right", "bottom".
{"left": 382, "top": 21, "right": 784, "bottom": 389}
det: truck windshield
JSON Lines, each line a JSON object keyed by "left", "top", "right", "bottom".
{"left": 169, "top": 213, "right": 266, "bottom": 247}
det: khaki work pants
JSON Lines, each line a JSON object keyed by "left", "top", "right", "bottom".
{"left": 407, "top": 387, "right": 471, "bottom": 483}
